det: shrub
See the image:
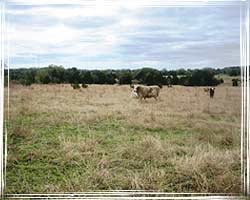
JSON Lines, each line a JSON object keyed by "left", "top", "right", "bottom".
{"left": 20, "top": 79, "right": 32, "bottom": 86}
{"left": 232, "top": 78, "right": 240, "bottom": 86}
{"left": 81, "top": 83, "right": 88, "bottom": 88}
{"left": 71, "top": 83, "right": 81, "bottom": 89}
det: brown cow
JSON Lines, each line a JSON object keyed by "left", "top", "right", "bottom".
{"left": 204, "top": 87, "right": 215, "bottom": 98}
{"left": 204, "top": 88, "right": 209, "bottom": 93}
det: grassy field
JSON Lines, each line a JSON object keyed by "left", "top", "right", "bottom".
{"left": 5, "top": 83, "right": 242, "bottom": 193}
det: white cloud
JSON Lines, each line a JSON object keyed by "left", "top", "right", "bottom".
{"left": 6, "top": 2, "right": 122, "bottom": 18}
{"left": 7, "top": 0, "right": 88, "bottom": 5}
{"left": 6, "top": 2, "right": 240, "bottom": 69}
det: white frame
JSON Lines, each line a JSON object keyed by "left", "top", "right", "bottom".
{"left": 0, "top": 0, "right": 249, "bottom": 199}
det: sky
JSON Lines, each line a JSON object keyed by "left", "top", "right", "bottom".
{"left": 5, "top": 0, "right": 241, "bottom": 70}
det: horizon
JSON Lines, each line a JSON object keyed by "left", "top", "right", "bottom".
{"left": 7, "top": 64, "right": 241, "bottom": 71}
{"left": 6, "top": 2, "right": 240, "bottom": 69}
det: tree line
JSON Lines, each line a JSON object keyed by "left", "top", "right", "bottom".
{"left": 5, "top": 64, "right": 241, "bottom": 87}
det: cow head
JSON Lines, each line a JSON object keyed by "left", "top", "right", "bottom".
{"left": 131, "top": 85, "right": 142, "bottom": 95}
{"left": 131, "top": 85, "right": 140, "bottom": 98}
{"left": 210, "top": 87, "right": 215, "bottom": 91}
{"left": 133, "top": 85, "right": 137, "bottom": 93}
{"left": 204, "top": 88, "right": 209, "bottom": 92}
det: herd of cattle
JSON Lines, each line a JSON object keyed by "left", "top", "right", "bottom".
{"left": 130, "top": 85, "right": 216, "bottom": 100}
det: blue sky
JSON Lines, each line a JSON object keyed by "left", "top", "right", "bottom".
{"left": 6, "top": 1, "right": 240, "bottom": 70}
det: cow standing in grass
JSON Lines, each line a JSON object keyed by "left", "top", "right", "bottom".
{"left": 204, "top": 87, "right": 215, "bottom": 98}
{"left": 209, "top": 87, "right": 215, "bottom": 98}
{"left": 131, "top": 85, "right": 161, "bottom": 100}
{"left": 204, "top": 88, "right": 209, "bottom": 93}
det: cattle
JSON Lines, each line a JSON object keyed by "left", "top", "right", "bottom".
{"left": 209, "top": 87, "right": 215, "bottom": 98}
{"left": 130, "top": 85, "right": 161, "bottom": 100}
{"left": 204, "top": 88, "right": 209, "bottom": 93}
{"left": 203, "top": 87, "right": 215, "bottom": 98}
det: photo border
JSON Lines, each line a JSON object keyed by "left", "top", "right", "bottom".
{"left": 0, "top": 0, "right": 249, "bottom": 199}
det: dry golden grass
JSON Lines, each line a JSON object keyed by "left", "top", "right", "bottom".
{"left": 8, "top": 84, "right": 241, "bottom": 127}
{"left": 5, "top": 83, "right": 242, "bottom": 193}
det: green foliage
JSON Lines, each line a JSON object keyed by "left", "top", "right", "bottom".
{"left": 133, "top": 68, "right": 163, "bottom": 85}
{"left": 172, "top": 74, "right": 179, "bottom": 85}
{"left": 20, "top": 79, "right": 33, "bottom": 86}
{"left": 91, "top": 70, "right": 107, "bottom": 84}
{"left": 81, "top": 71, "right": 93, "bottom": 84}
{"left": 118, "top": 70, "right": 132, "bottom": 84}
{"left": 66, "top": 67, "right": 81, "bottom": 84}
{"left": 188, "top": 69, "right": 221, "bottom": 86}
{"left": 81, "top": 83, "right": 88, "bottom": 88}
{"left": 104, "top": 70, "right": 117, "bottom": 84}
{"left": 232, "top": 78, "right": 240, "bottom": 86}
{"left": 35, "top": 69, "right": 50, "bottom": 84}
{"left": 47, "top": 65, "right": 65, "bottom": 83}
{"left": 25, "top": 69, "right": 36, "bottom": 85}
{"left": 216, "top": 66, "right": 240, "bottom": 76}
{"left": 178, "top": 75, "right": 191, "bottom": 86}
{"left": 8, "top": 65, "right": 239, "bottom": 87}
{"left": 71, "top": 83, "right": 81, "bottom": 89}
{"left": 176, "top": 68, "right": 190, "bottom": 76}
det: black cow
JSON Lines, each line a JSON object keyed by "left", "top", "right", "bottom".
{"left": 209, "top": 87, "right": 215, "bottom": 98}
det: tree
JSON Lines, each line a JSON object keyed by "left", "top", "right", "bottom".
{"left": 176, "top": 68, "right": 188, "bottom": 76}
{"left": 188, "top": 69, "right": 220, "bottom": 86}
{"left": 47, "top": 65, "right": 65, "bottom": 83}
{"left": 178, "top": 75, "right": 190, "bottom": 86}
{"left": 8, "top": 65, "right": 228, "bottom": 86}
{"left": 35, "top": 69, "right": 50, "bottom": 84}
{"left": 118, "top": 70, "right": 132, "bottom": 84}
{"left": 81, "top": 71, "right": 93, "bottom": 84}
{"left": 133, "top": 68, "right": 163, "bottom": 85}
{"left": 105, "top": 70, "right": 117, "bottom": 84}
{"left": 91, "top": 70, "right": 107, "bottom": 84}
{"left": 65, "top": 67, "right": 81, "bottom": 84}
{"left": 172, "top": 74, "right": 179, "bottom": 85}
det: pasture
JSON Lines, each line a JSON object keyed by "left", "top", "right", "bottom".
{"left": 5, "top": 83, "right": 241, "bottom": 193}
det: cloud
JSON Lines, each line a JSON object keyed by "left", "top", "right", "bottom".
{"left": 6, "top": 2, "right": 241, "bottom": 69}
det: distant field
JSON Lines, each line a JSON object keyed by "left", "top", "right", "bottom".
{"left": 215, "top": 74, "right": 241, "bottom": 87}
{"left": 5, "top": 83, "right": 241, "bottom": 193}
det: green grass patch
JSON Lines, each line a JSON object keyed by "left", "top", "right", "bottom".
{"left": 6, "top": 114, "right": 240, "bottom": 193}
